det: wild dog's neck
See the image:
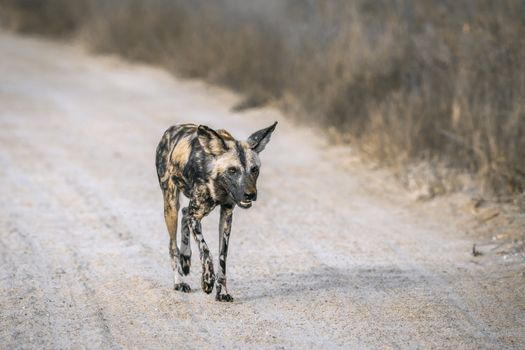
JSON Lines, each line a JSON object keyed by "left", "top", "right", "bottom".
{"left": 206, "top": 175, "right": 232, "bottom": 206}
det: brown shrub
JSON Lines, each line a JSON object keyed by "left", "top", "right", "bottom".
{"left": 2, "top": 0, "right": 524, "bottom": 195}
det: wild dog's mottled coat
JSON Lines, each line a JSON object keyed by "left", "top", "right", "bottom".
{"left": 156, "top": 122, "right": 277, "bottom": 301}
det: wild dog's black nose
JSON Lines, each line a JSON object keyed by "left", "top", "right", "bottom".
{"left": 244, "top": 191, "right": 257, "bottom": 201}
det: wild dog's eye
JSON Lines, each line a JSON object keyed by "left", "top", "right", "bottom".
{"left": 228, "top": 167, "right": 239, "bottom": 175}
{"left": 251, "top": 166, "right": 259, "bottom": 174}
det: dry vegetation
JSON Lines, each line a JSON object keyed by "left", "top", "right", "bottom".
{"left": 2, "top": 0, "right": 524, "bottom": 197}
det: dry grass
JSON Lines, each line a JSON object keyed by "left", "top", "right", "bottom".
{"left": 2, "top": 0, "right": 524, "bottom": 196}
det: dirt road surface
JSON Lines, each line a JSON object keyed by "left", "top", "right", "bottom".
{"left": 1, "top": 32, "right": 524, "bottom": 349}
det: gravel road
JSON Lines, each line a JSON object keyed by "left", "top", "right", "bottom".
{"left": 1, "top": 32, "right": 524, "bottom": 349}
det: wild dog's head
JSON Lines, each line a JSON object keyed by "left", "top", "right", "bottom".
{"left": 197, "top": 122, "right": 277, "bottom": 208}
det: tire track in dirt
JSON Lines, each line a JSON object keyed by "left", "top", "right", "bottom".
{"left": 0, "top": 148, "right": 118, "bottom": 348}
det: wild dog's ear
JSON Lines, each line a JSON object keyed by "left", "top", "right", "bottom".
{"left": 197, "top": 125, "right": 228, "bottom": 156}
{"left": 247, "top": 121, "right": 277, "bottom": 153}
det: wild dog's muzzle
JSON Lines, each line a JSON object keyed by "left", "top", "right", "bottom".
{"left": 239, "top": 191, "right": 256, "bottom": 209}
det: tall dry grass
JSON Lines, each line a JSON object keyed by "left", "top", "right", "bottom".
{"left": 2, "top": 0, "right": 524, "bottom": 195}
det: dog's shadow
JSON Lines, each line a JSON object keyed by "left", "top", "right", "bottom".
{"left": 236, "top": 265, "right": 425, "bottom": 302}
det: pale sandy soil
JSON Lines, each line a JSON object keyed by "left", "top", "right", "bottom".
{"left": 1, "top": 32, "right": 524, "bottom": 349}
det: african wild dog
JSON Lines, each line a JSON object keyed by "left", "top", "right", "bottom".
{"left": 155, "top": 122, "right": 277, "bottom": 301}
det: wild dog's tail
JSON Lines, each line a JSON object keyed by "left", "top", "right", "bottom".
{"left": 155, "top": 125, "right": 179, "bottom": 189}
{"left": 155, "top": 129, "right": 170, "bottom": 188}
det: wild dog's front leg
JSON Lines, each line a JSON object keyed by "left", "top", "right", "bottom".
{"left": 182, "top": 207, "right": 215, "bottom": 294}
{"left": 216, "top": 204, "right": 234, "bottom": 302}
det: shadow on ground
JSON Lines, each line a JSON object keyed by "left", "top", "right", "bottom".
{"left": 237, "top": 265, "right": 424, "bottom": 302}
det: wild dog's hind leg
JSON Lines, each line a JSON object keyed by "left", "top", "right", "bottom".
{"left": 216, "top": 204, "right": 234, "bottom": 302}
{"left": 179, "top": 210, "right": 192, "bottom": 276}
{"left": 163, "top": 187, "right": 190, "bottom": 292}
{"left": 182, "top": 206, "right": 215, "bottom": 294}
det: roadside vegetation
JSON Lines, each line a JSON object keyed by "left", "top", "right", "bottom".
{"left": 2, "top": 0, "right": 524, "bottom": 197}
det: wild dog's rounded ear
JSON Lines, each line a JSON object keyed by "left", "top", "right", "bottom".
{"left": 197, "top": 125, "right": 228, "bottom": 156}
{"left": 247, "top": 121, "right": 278, "bottom": 153}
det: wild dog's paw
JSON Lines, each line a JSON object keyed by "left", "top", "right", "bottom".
{"left": 215, "top": 293, "right": 234, "bottom": 302}
{"left": 201, "top": 273, "right": 215, "bottom": 294}
{"left": 201, "top": 259, "right": 215, "bottom": 294}
{"left": 174, "top": 282, "right": 191, "bottom": 293}
{"left": 178, "top": 254, "right": 191, "bottom": 276}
